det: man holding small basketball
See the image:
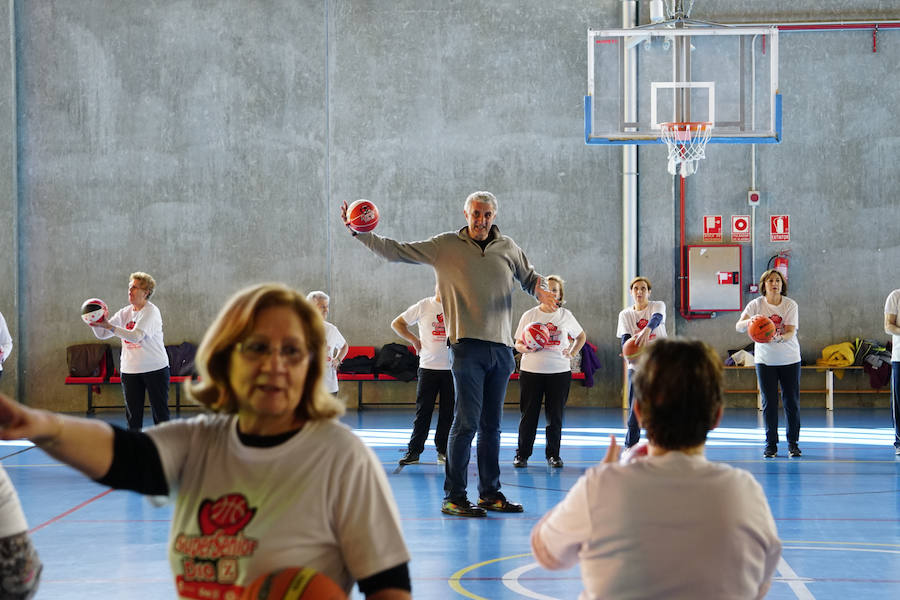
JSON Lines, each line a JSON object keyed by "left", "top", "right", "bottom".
{"left": 342, "top": 191, "right": 557, "bottom": 517}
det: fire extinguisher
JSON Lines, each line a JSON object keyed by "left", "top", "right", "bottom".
{"left": 768, "top": 250, "right": 790, "bottom": 280}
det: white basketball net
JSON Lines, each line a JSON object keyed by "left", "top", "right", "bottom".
{"left": 661, "top": 122, "right": 712, "bottom": 178}
{"left": 662, "top": 0, "right": 695, "bottom": 20}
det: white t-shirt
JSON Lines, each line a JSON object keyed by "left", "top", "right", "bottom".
{"left": 0, "top": 311, "right": 11, "bottom": 372}
{"left": 94, "top": 302, "right": 169, "bottom": 374}
{"left": 616, "top": 301, "right": 667, "bottom": 371}
{"left": 516, "top": 306, "right": 584, "bottom": 374}
{"left": 885, "top": 289, "right": 900, "bottom": 363}
{"left": 741, "top": 296, "right": 801, "bottom": 366}
{"left": 323, "top": 322, "right": 347, "bottom": 393}
{"left": 0, "top": 465, "right": 28, "bottom": 538}
{"left": 146, "top": 415, "right": 410, "bottom": 599}
{"left": 399, "top": 297, "right": 450, "bottom": 370}
{"left": 532, "top": 451, "right": 782, "bottom": 600}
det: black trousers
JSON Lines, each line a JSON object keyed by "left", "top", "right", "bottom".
{"left": 756, "top": 362, "right": 801, "bottom": 446}
{"left": 407, "top": 368, "right": 455, "bottom": 455}
{"left": 516, "top": 370, "right": 572, "bottom": 460}
{"left": 121, "top": 366, "right": 171, "bottom": 431}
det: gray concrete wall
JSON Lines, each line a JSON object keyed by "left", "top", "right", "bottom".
{"left": 0, "top": 1, "right": 17, "bottom": 397}
{"left": 4, "top": 1, "right": 899, "bottom": 412}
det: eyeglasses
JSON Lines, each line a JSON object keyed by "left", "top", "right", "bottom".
{"left": 235, "top": 341, "right": 308, "bottom": 365}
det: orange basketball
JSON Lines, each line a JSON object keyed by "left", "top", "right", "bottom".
{"left": 347, "top": 199, "right": 379, "bottom": 233}
{"left": 748, "top": 315, "right": 776, "bottom": 343}
{"left": 240, "top": 567, "right": 347, "bottom": 600}
{"left": 622, "top": 337, "right": 644, "bottom": 362}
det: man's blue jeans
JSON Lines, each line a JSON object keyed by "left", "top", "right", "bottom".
{"left": 444, "top": 339, "right": 515, "bottom": 502}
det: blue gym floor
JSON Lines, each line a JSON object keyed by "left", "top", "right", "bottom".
{"left": 4, "top": 406, "right": 900, "bottom": 599}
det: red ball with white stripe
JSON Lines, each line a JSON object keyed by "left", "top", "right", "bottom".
{"left": 347, "top": 199, "right": 380, "bottom": 233}
{"left": 521, "top": 322, "right": 551, "bottom": 351}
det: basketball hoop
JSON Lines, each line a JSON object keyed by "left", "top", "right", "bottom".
{"left": 660, "top": 121, "right": 712, "bottom": 177}
{"left": 662, "top": 0, "right": 695, "bottom": 20}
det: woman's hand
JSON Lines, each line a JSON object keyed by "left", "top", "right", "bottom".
{"left": 634, "top": 327, "right": 651, "bottom": 347}
{"left": 0, "top": 393, "right": 61, "bottom": 445}
{"left": 602, "top": 435, "right": 620, "bottom": 463}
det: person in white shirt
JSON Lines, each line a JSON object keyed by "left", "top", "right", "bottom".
{"left": 884, "top": 288, "right": 900, "bottom": 455}
{"left": 531, "top": 338, "right": 782, "bottom": 600}
{"left": 0, "top": 464, "right": 42, "bottom": 599}
{"left": 90, "top": 272, "right": 170, "bottom": 431}
{"left": 736, "top": 269, "right": 802, "bottom": 458}
{"left": 616, "top": 276, "right": 667, "bottom": 448}
{"left": 0, "top": 283, "right": 412, "bottom": 599}
{"left": 392, "top": 285, "right": 454, "bottom": 465}
{"left": 0, "top": 310, "right": 11, "bottom": 383}
{"left": 513, "top": 275, "right": 586, "bottom": 468}
{"left": 306, "top": 291, "right": 349, "bottom": 395}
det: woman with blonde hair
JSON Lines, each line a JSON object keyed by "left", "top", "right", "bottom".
{"left": 0, "top": 283, "right": 411, "bottom": 599}
{"left": 512, "top": 275, "right": 586, "bottom": 468}
{"left": 90, "top": 272, "right": 170, "bottom": 430}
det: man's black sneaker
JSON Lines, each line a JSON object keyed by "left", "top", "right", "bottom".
{"left": 547, "top": 456, "right": 564, "bottom": 468}
{"left": 441, "top": 499, "right": 487, "bottom": 517}
{"left": 477, "top": 492, "right": 524, "bottom": 513}
{"left": 398, "top": 452, "right": 420, "bottom": 465}
{"left": 513, "top": 454, "right": 527, "bottom": 468}
{"left": 788, "top": 443, "right": 802, "bottom": 458}
{"left": 763, "top": 446, "right": 777, "bottom": 458}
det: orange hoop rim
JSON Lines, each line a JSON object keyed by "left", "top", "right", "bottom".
{"left": 660, "top": 121, "right": 713, "bottom": 132}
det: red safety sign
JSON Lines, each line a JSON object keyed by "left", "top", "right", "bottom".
{"left": 731, "top": 215, "right": 750, "bottom": 243}
{"left": 770, "top": 215, "right": 790, "bottom": 242}
{"left": 703, "top": 215, "right": 722, "bottom": 243}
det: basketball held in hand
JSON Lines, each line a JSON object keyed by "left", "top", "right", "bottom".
{"left": 622, "top": 337, "right": 644, "bottom": 362}
{"left": 347, "top": 199, "right": 379, "bottom": 233}
{"left": 748, "top": 315, "right": 777, "bottom": 343}
{"left": 80, "top": 298, "right": 109, "bottom": 325}
{"left": 521, "top": 322, "right": 551, "bottom": 351}
{"left": 240, "top": 566, "right": 347, "bottom": 600}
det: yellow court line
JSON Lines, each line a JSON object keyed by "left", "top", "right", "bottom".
{"left": 449, "top": 553, "right": 532, "bottom": 600}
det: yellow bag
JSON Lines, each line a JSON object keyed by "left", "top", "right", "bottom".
{"left": 815, "top": 341, "right": 855, "bottom": 378}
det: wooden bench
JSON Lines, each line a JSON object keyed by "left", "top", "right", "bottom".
{"left": 724, "top": 365, "right": 890, "bottom": 410}
{"left": 339, "top": 345, "right": 586, "bottom": 410}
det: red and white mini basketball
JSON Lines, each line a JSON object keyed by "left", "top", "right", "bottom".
{"left": 521, "top": 322, "right": 551, "bottom": 352}
{"left": 80, "top": 298, "right": 109, "bottom": 325}
{"left": 347, "top": 199, "right": 379, "bottom": 233}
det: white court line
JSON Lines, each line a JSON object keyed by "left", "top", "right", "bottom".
{"left": 501, "top": 558, "right": 824, "bottom": 600}
{"left": 353, "top": 426, "right": 896, "bottom": 447}
{"left": 501, "top": 562, "right": 562, "bottom": 600}
{"left": 0, "top": 440, "right": 34, "bottom": 447}
{"left": 776, "top": 557, "right": 816, "bottom": 600}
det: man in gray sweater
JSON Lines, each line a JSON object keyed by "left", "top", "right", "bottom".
{"left": 342, "top": 191, "right": 556, "bottom": 516}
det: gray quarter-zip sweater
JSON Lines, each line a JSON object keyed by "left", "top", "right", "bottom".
{"left": 355, "top": 225, "right": 542, "bottom": 347}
